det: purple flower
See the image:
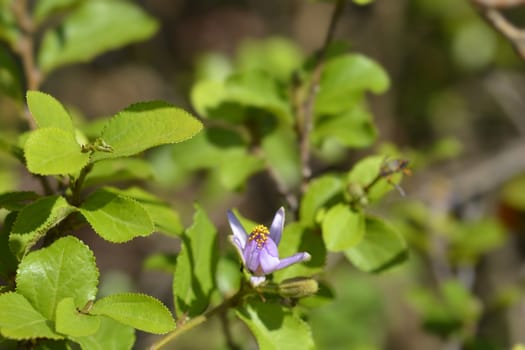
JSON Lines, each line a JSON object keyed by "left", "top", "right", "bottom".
{"left": 227, "top": 207, "right": 311, "bottom": 287}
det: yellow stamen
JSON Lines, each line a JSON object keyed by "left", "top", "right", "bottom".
{"left": 248, "top": 225, "right": 269, "bottom": 248}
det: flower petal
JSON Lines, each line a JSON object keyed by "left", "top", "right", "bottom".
{"left": 228, "top": 235, "right": 246, "bottom": 264}
{"left": 250, "top": 276, "right": 266, "bottom": 287}
{"left": 243, "top": 239, "right": 262, "bottom": 273}
{"left": 227, "top": 210, "right": 247, "bottom": 249}
{"left": 274, "top": 252, "right": 311, "bottom": 271}
{"left": 259, "top": 239, "right": 281, "bottom": 274}
{"left": 269, "top": 207, "right": 285, "bottom": 245}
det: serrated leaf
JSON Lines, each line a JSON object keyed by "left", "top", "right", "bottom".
{"left": 0, "top": 191, "right": 39, "bottom": 211}
{"left": 110, "top": 187, "right": 183, "bottom": 236}
{"left": 92, "top": 101, "right": 202, "bottom": 161}
{"left": 0, "top": 293, "right": 62, "bottom": 340}
{"left": 38, "top": 0, "right": 158, "bottom": 73}
{"left": 9, "top": 195, "right": 76, "bottom": 259}
{"left": 0, "top": 212, "right": 18, "bottom": 279}
{"left": 16, "top": 236, "right": 99, "bottom": 320}
{"left": 83, "top": 158, "right": 154, "bottom": 187}
{"left": 344, "top": 216, "right": 407, "bottom": 272}
{"left": 70, "top": 317, "right": 135, "bottom": 350}
{"left": 315, "top": 54, "right": 390, "bottom": 115}
{"left": 300, "top": 175, "right": 344, "bottom": 227}
{"left": 312, "top": 104, "right": 377, "bottom": 148}
{"left": 55, "top": 297, "right": 100, "bottom": 337}
{"left": 174, "top": 205, "right": 218, "bottom": 317}
{"left": 24, "top": 128, "right": 90, "bottom": 175}
{"left": 272, "top": 223, "right": 326, "bottom": 282}
{"left": 236, "top": 301, "right": 315, "bottom": 350}
{"left": 26, "top": 91, "right": 74, "bottom": 133}
{"left": 79, "top": 188, "right": 154, "bottom": 243}
{"left": 90, "top": 293, "right": 174, "bottom": 334}
{"left": 322, "top": 204, "right": 365, "bottom": 252}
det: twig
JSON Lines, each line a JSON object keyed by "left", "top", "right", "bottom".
{"left": 473, "top": 0, "right": 525, "bottom": 8}
{"left": 297, "top": 0, "right": 346, "bottom": 192}
{"left": 471, "top": 0, "right": 525, "bottom": 60}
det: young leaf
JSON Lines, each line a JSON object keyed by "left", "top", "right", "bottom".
{"left": 16, "top": 236, "right": 99, "bottom": 320}
{"left": 109, "top": 187, "right": 183, "bottom": 237}
{"left": 55, "top": 297, "right": 100, "bottom": 337}
{"left": 347, "top": 155, "right": 401, "bottom": 202}
{"left": 38, "top": 0, "right": 158, "bottom": 73}
{"left": 90, "top": 293, "right": 175, "bottom": 334}
{"left": 33, "top": 0, "right": 82, "bottom": 23}
{"left": 173, "top": 205, "right": 218, "bottom": 317}
{"left": 236, "top": 301, "right": 315, "bottom": 350}
{"left": 24, "top": 128, "right": 90, "bottom": 175}
{"left": 0, "top": 292, "right": 62, "bottom": 340}
{"left": 0, "top": 212, "right": 17, "bottom": 280}
{"left": 0, "top": 191, "right": 39, "bottom": 211}
{"left": 83, "top": 158, "right": 154, "bottom": 187}
{"left": 92, "top": 101, "right": 202, "bottom": 161}
{"left": 344, "top": 216, "right": 407, "bottom": 273}
{"left": 299, "top": 175, "right": 344, "bottom": 227}
{"left": 322, "top": 204, "right": 365, "bottom": 252}
{"left": 9, "top": 195, "right": 76, "bottom": 259}
{"left": 70, "top": 317, "right": 135, "bottom": 350}
{"left": 79, "top": 188, "right": 154, "bottom": 243}
{"left": 26, "top": 91, "right": 74, "bottom": 133}
{"left": 0, "top": 48, "right": 22, "bottom": 100}
{"left": 315, "top": 54, "right": 390, "bottom": 115}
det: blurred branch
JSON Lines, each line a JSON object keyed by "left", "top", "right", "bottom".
{"left": 471, "top": 0, "right": 525, "bottom": 60}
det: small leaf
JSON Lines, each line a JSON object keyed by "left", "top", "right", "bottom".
{"left": 344, "top": 216, "right": 407, "bottom": 273}
{"left": 33, "top": 0, "right": 82, "bottom": 23}
{"left": 110, "top": 187, "right": 183, "bottom": 236}
{"left": 0, "top": 191, "right": 39, "bottom": 211}
{"left": 70, "top": 317, "right": 135, "bottom": 350}
{"left": 38, "top": 0, "right": 158, "bottom": 73}
{"left": 219, "top": 150, "right": 265, "bottom": 190}
{"left": 9, "top": 195, "right": 76, "bottom": 259}
{"left": 83, "top": 158, "right": 154, "bottom": 187}
{"left": 26, "top": 91, "right": 74, "bottom": 133}
{"left": 79, "top": 188, "right": 154, "bottom": 243}
{"left": 174, "top": 205, "right": 218, "bottom": 317}
{"left": 236, "top": 301, "right": 315, "bottom": 350}
{"left": 16, "top": 236, "right": 99, "bottom": 320}
{"left": 347, "top": 155, "right": 401, "bottom": 202}
{"left": 92, "top": 101, "right": 202, "bottom": 161}
{"left": 0, "top": 292, "right": 62, "bottom": 340}
{"left": 90, "top": 293, "right": 175, "bottom": 334}
{"left": 300, "top": 175, "right": 344, "bottom": 227}
{"left": 315, "top": 54, "right": 390, "bottom": 115}
{"left": 0, "top": 212, "right": 18, "bottom": 280}
{"left": 0, "top": 47, "right": 22, "bottom": 100}
{"left": 24, "top": 128, "right": 90, "bottom": 175}
{"left": 322, "top": 204, "right": 365, "bottom": 252}
{"left": 55, "top": 297, "right": 100, "bottom": 337}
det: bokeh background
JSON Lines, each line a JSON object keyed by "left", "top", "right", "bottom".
{"left": 2, "top": 0, "right": 525, "bottom": 349}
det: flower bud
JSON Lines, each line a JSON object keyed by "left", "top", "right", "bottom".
{"left": 278, "top": 277, "right": 319, "bottom": 298}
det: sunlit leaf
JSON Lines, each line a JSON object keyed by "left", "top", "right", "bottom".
{"left": 55, "top": 297, "right": 100, "bottom": 337}
{"left": 26, "top": 91, "right": 74, "bottom": 133}
{"left": 322, "top": 204, "right": 365, "bottom": 252}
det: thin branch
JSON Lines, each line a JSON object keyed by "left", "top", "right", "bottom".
{"left": 473, "top": 0, "right": 525, "bottom": 8}
{"left": 297, "top": 0, "right": 346, "bottom": 192}
{"left": 471, "top": 0, "right": 525, "bottom": 60}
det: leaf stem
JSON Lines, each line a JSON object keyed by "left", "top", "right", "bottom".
{"left": 297, "top": 0, "right": 346, "bottom": 193}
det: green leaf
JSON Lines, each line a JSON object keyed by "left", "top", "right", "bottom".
{"left": 0, "top": 1, "right": 19, "bottom": 46}
{"left": 143, "top": 253, "right": 177, "bottom": 274}
{"left": 83, "top": 158, "right": 154, "bottom": 187}
{"left": 272, "top": 223, "right": 326, "bottom": 282}
{"left": 173, "top": 205, "right": 218, "bottom": 317}
{"left": 236, "top": 301, "right": 315, "bottom": 350}
{"left": 312, "top": 104, "right": 377, "bottom": 148}
{"left": 33, "top": 0, "right": 82, "bottom": 23}
{"left": 0, "top": 191, "right": 39, "bottom": 211}
{"left": 9, "top": 195, "right": 76, "bottom": 259}
{"left": 38, "top": 0, "right": 158, "bottom": 73}
{"left": 92, "top": 101, "right": 202, "bottom": 161}
{"left": 353, "top": 0, "right": 374, "bottom": 4}
{"left": 26, "top": 91, "right": 75, "bottom": 133}
{"left": 55, "top": 297, "right": 100, "bottom": 337}
{"left": 0, "top": 212, "right": 18, "bottom": 280}
{"left": 344, "top": 216, "right": 407, "bottom": 272}
{"left": 0, "top": 48, "right": 22, "bottom": 100}
{"left": 347, "top": 155, "right": 401, "bottom": 202}
{"left": 219, "top": 150, "right": 265, "bottom": 190}
{"left": 300, "top": 175, "right": 344, "bottom": 227}
{"left": 315, "top": 54, "right": 390, "bottom": 115}
{"left": 90, "top": 293, "right": 175, "bottom": 334}
{"left": 502, "top": 174, "right": 525, "bottom": 211}
{"left": 110, "top": 187, "right": 183, "bottom": 237}
{"left": 16, "top": 236, "right": 99, "bottom": 320}
{"left": 24, "top": 128, "right": 90, "bottom": 175}
{"left": 79, "top": 188, "right": 154, "bottom": 243}
{"left": 0, "top": 292, "right": 62, "bottom": 340}
{"left": 322, "top": 204, "right": 365, "bottom": 252}
{"left": 71, "top": 317, "right": 135, "bottom": 350}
